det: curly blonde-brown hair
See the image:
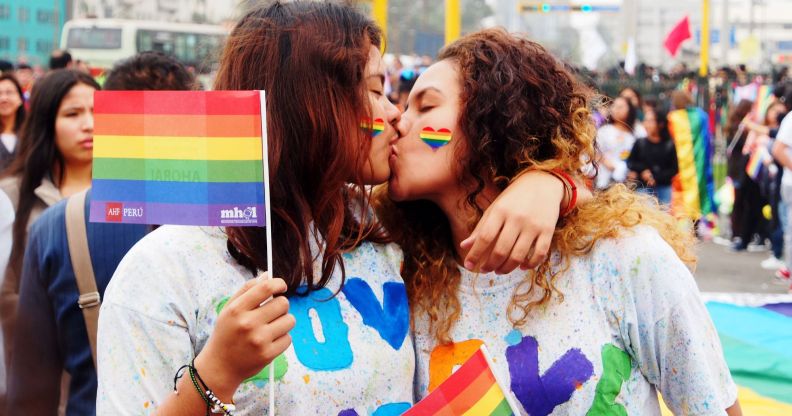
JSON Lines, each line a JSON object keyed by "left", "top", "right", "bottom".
{"left": 374, "top": 28, "right": 696, "bottom": 344}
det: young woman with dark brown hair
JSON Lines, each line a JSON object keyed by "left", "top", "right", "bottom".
{"left": 95, "top": 3, "right": 577, "bottom": 415}
{"left": 379, "top": 29, "right": 741, "bottom": 415}
{"left": 0, "top": 73, "right": 26, "bottom": 173}
{"left": 0, "top": 69, "right": 99, "bottom": 375}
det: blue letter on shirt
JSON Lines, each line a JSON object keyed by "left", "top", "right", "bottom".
{"left": 342, "top": 278, "right": 409, "bottom": 350}
{"left": 290, "top": 287, "right": 353, "bottom": 370}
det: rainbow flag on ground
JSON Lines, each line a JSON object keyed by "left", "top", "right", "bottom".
{"left": 90, "top": 91, "right": 266, "bottom": 226}
{"left": 668, "top": 107, "right": 716, "bottom": 221}
{"left": 661, "top": 294, "right": 792, "bottom": 415}
{"left": 404, "top": 346, "right": 518, "bottom": 416}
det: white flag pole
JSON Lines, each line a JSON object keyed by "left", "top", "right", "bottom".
{"left": 259, "top": 90, "right": 276, "bottom": 416}
{"left": 479, "top": 345, "right": 521, "bottom": 414}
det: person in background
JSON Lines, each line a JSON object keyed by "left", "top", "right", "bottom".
{"left": 0, "top": 75, "right": 25, "bottom": 173}
{"left": 619, "top": 86, "right": 647, "bottom": 138}
{"left": 726, "top": 100, "right": 756, "bottom": 250}
{"left": 6, "top": 51, "right": 195, "bottom": 416}
{"left": 0, "top": 61, "right": 12, "bottom": 74}
{"left": 0, "top": 70, "right": 100, "bottom": 389}
{"left": 13, "top": 65, "right": 34, "bottom": 101}
{"left": 627, "top": 107, "right": 677, "bottom": 204}
{"left": 595, "top": 96, "right": 637, "bottom": 189}
{"left": 769, "top": 83, "right": 792, "bottom": 286}
{"left": 49, "top": 50, "right": 73, "bottom": 71}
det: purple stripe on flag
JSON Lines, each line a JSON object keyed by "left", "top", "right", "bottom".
{"left": 89, "top": 200, "right": 265, "bottom": 227}
{"left": 763, "top": 303, "right": 792, "bottom": 319}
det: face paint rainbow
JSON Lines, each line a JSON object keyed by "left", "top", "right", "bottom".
{"left": 361, "top": 118, "right": 385, "bottom": 139}
{"left": 420, "top": 127, "right": 452, "bottom": 149}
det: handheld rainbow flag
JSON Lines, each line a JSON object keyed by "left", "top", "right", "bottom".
{"left": 752, "top": 85, "right": 774, "bottom": 122}
{"left": 90, "top": 90, "right": 266, "bottom": 226}
{"left": 421, "top": 127, "right": 453, "bottom": 149}
{"left": 361, "top": 118, "right": 385, "bottom": 138}
{"left": 403, "top": 346, "right": 519, "bottom": 416}
{"left": 745, "top": 146, "right": 772, "bottom": 181}
{"left": 668, "top": 107, "right": 716, "bottom": 220}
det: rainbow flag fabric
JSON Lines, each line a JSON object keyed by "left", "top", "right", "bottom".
{"left": 745, "top": 146, "right": 772, "bottom": 181}
{"left": 660, "top": 294, "right": 792, "bottom": 415}
{"left": 668, "top": 107, "right": 716, "bottom": 220}
{"left": 90, "top": 90, "right": 266, "bottom": 226}
{"left": 403, "top": 346, "right": 517, "bottom": 416}
{"left": 752, "top": 85, "right": 774, "bottom": 122}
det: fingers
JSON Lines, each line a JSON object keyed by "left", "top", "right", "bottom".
{"left": 481, "top": 221, "right": 521, "bottom": 273}
{"left": 232, "top": 277, "right": 288, "bottom": 312}
{"left": 495, "top": 230, "right": 535, "bottom": 274}
{"left": 250, "top": 295, "right": 290, "bottom": 324}
{"left": 226, "top": 277, "right": 261, "bottom": 305}
{"left": 462, "top": 210, "right": 504, "bottom": 270}
{"left": 264, "top": 332, "right": 293, "bottom": 362}
{"left": 524, "top": 230, "right": 552, "bottom": 269}
{"left": 267, "top": 313, "right": 297, "bottom": 339}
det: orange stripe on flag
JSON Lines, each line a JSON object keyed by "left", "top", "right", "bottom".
{"left": 94, "top": 114, "right": 262, "bottom": 137}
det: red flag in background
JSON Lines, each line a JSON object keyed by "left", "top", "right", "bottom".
{"left": 664, "top": 16, "right": 692, "bottom": 57}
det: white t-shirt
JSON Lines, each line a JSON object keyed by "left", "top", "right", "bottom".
{"left": 776, "top": 115, "right": 792, "bottom": 187}
{"left": 413, "top": 226, "right": 737, "bottom": 416}
{"left": 0, "top": 133, "right": 16, "bottom": 154}
{"left": 595, "top": 124, "right": 636, "bottom": 189}
{"left": 97, "top": 226, "right": 414, "bottom": 416}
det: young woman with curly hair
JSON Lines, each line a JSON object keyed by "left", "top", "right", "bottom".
{"left": 377, "top": 29, "right": 741, "bottom": 415}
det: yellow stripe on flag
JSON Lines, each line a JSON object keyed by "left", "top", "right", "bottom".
{"left": 462, "top": 383, "right": 505, "bottom": 416}
{"left": 659, "top": 386, "right": 792, "bottom": 415}
{"left": 94, "top": 136, "right": 263, "bottom": 161}
{"left": 668, "top": 110, "right": 702, "bottom": 219}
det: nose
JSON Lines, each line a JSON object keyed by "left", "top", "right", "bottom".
{"left": 384, "top": 98, "right": 401, "bottom": 126}
{"left": 395, "top": 112, "right": 413, "bottom": 141}
{"left": 84, "top": 111, "right": 94, "bottom": 132}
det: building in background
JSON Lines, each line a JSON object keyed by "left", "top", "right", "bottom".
{"left": 0, "top": 0, "right": 69, "bottom": 66}
{"left": 492, "top": 0, "right": 792, "bottom": 72}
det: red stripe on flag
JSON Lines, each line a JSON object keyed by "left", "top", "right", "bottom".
{"left": 403, "top": 350, "right": 490, "bottom": 415}
{"left": 94, "top": 91, "right": 261, "bottom": 115}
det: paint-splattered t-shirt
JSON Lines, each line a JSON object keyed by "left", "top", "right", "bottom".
{"left": 413, "top": 226, "right": 737, "bottom": 416}
{"left": 96, "top": 226, "right": 414, "bottom": 416}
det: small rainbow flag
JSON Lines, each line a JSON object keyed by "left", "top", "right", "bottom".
{"left": 746, "top": 146, "right": 772, "bottom": 181}
{"left": 668, "top": 107, "right": 716, "bottom": 220}
{"left": 403, "top": 346, "right": 518, "bottom": 416}
{"left": 420, "top": 127, "right": 453, "bottom": 149}
{"left": 361, "top": 118, "right": 385, "bottom": 138}
{"left": 753, "top": 85, "right": 774, "bottom": 122}
{"left": 90, "top": 90, "right": 266, "bottom": 226}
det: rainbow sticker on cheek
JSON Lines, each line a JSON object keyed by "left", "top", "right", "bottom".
{"left": 361, "top": 118, "right": 385, "bottom": 139}
{"left": 420, "top": 127, "right": 453, "bottom": 149}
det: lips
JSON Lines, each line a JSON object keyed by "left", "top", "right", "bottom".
{"left": 79, "top": 138, "right": 94, "bottom": 149}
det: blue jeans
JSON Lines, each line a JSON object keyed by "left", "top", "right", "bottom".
{"left": 638, "top": 185, "right": 672, "bottom": 205}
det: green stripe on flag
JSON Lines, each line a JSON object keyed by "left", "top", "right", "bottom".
{"left": 93, "top": 158, "right": 263, "bottom": 183}
{"left": 490, "top": 398, "right": 514, "bottom": 416}
{"left": 719, "top": 333, "right": 792, "bottom": 404}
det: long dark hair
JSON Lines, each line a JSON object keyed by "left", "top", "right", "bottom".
{"left": 215, "top": 1, "right": 386, "bottom": 296}
{"left": 2, "top": 69, "right": 100, "bottom": 281}
{"left": 726, "top": 99, "right": 753, "bottom": 140}
{"left": 606, "top": 96, "right": 638, "bottom": 132}
{"left": 646, "top": 106, "right": 672, "bottom": 142}
{"left": 0, "top": 73, "right": 25, "bottom": 134}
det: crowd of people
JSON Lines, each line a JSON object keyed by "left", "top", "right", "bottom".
{"left": 0, "top": 1, "right": 772, "bottom": 415}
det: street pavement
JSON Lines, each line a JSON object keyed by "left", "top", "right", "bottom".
{"left": 694, "top": 240, "right": 790, "bottom": 294}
